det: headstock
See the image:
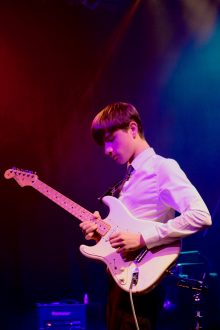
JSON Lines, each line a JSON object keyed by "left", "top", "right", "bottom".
{"left": 4, "top": 168, "right": 38, "bottom": 187}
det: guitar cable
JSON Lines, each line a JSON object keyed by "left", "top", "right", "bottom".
{"left": 129, "top": 266, "right": 140, "bottom": 330}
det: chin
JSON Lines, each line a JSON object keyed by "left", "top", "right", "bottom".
{"left": 117, "top": 159, "right": 127, "bottom": 165}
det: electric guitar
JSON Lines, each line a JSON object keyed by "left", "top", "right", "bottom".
{"left": 4, "top": 168, "right": 181, "bottom": 294}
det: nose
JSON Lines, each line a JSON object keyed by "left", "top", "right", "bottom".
{"left": 104, "top": 143, "right": 113, "bottom": 156}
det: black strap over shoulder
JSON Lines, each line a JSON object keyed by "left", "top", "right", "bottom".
{"left": 98, "top": 165, "right": 134, "bottom": 201}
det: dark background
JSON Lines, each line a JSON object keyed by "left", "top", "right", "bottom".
{"left": 1, "top": 0, "right": 220, "bottom": 329}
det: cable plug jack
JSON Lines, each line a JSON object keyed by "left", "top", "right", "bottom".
{"left": 131, "top": 267, "right": 139, "bottom": 287}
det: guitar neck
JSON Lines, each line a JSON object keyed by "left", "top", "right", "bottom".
{"left": 32, "top": 179, "right": 110, "bottom": 236}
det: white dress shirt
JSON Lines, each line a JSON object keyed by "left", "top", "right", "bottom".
{"left": 119, "top": 147, "right": 211, "bottom": 249}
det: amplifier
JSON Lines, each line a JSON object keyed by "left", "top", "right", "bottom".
{"left": 36, "top": 302, "right": 86, "bottom": 330}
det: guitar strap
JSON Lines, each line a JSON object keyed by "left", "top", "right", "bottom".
{"left": 98, "top": 165, "right": 134, "bottom": 202}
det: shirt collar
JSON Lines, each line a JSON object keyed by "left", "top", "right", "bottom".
{"left": 129, "top": 147, "right": 155, "bottom": 171}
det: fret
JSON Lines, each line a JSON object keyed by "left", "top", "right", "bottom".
{"left": 33, "top": 179, "right": 110, "bottom": 236}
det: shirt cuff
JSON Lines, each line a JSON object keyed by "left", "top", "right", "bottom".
{"left": 141, "top": 223, "right": 161, "bottom": 249}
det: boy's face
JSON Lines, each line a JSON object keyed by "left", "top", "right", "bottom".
{"left": 103, "top": 127, "right": 135, "bottom": 164}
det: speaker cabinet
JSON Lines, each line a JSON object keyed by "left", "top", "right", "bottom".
{"left": 36, "top": 303, "right": 86, "bottom": 330}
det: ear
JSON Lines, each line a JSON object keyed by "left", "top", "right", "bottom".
{"left": 129, "top": 121, "right": 138, "bottom": 138}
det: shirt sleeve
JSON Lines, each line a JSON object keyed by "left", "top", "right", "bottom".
{"left": 141, "top": 159, "right": 212, "bottom": 249}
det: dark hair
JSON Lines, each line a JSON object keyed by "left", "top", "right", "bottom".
{"left": 91, "top": 102, "right": 144, "bottom": 145}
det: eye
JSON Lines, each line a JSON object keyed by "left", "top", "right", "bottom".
{"left": 107, "top": 136, "right": 115, "bottom": 142}
{"left": 105, "top": 133, "right": 115, "bottom": 143}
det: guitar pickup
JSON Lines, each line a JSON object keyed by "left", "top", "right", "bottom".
{"left": 134, "top": 247, "right": 148, "bottom": 263}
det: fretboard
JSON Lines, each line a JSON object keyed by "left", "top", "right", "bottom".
{"left": 32, "top": 179, "right": 110, "bottom": 236}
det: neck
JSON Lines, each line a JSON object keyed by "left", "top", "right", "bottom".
{"left": 129, "top": 138, "right": 150, "bottom": 163}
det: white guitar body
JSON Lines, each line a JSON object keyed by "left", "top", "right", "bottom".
{"left": 80, "top": 196, "right": 180, "bottom": 294}
{"left": 4, "top": 168, "right": 180, "bottom": 294}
